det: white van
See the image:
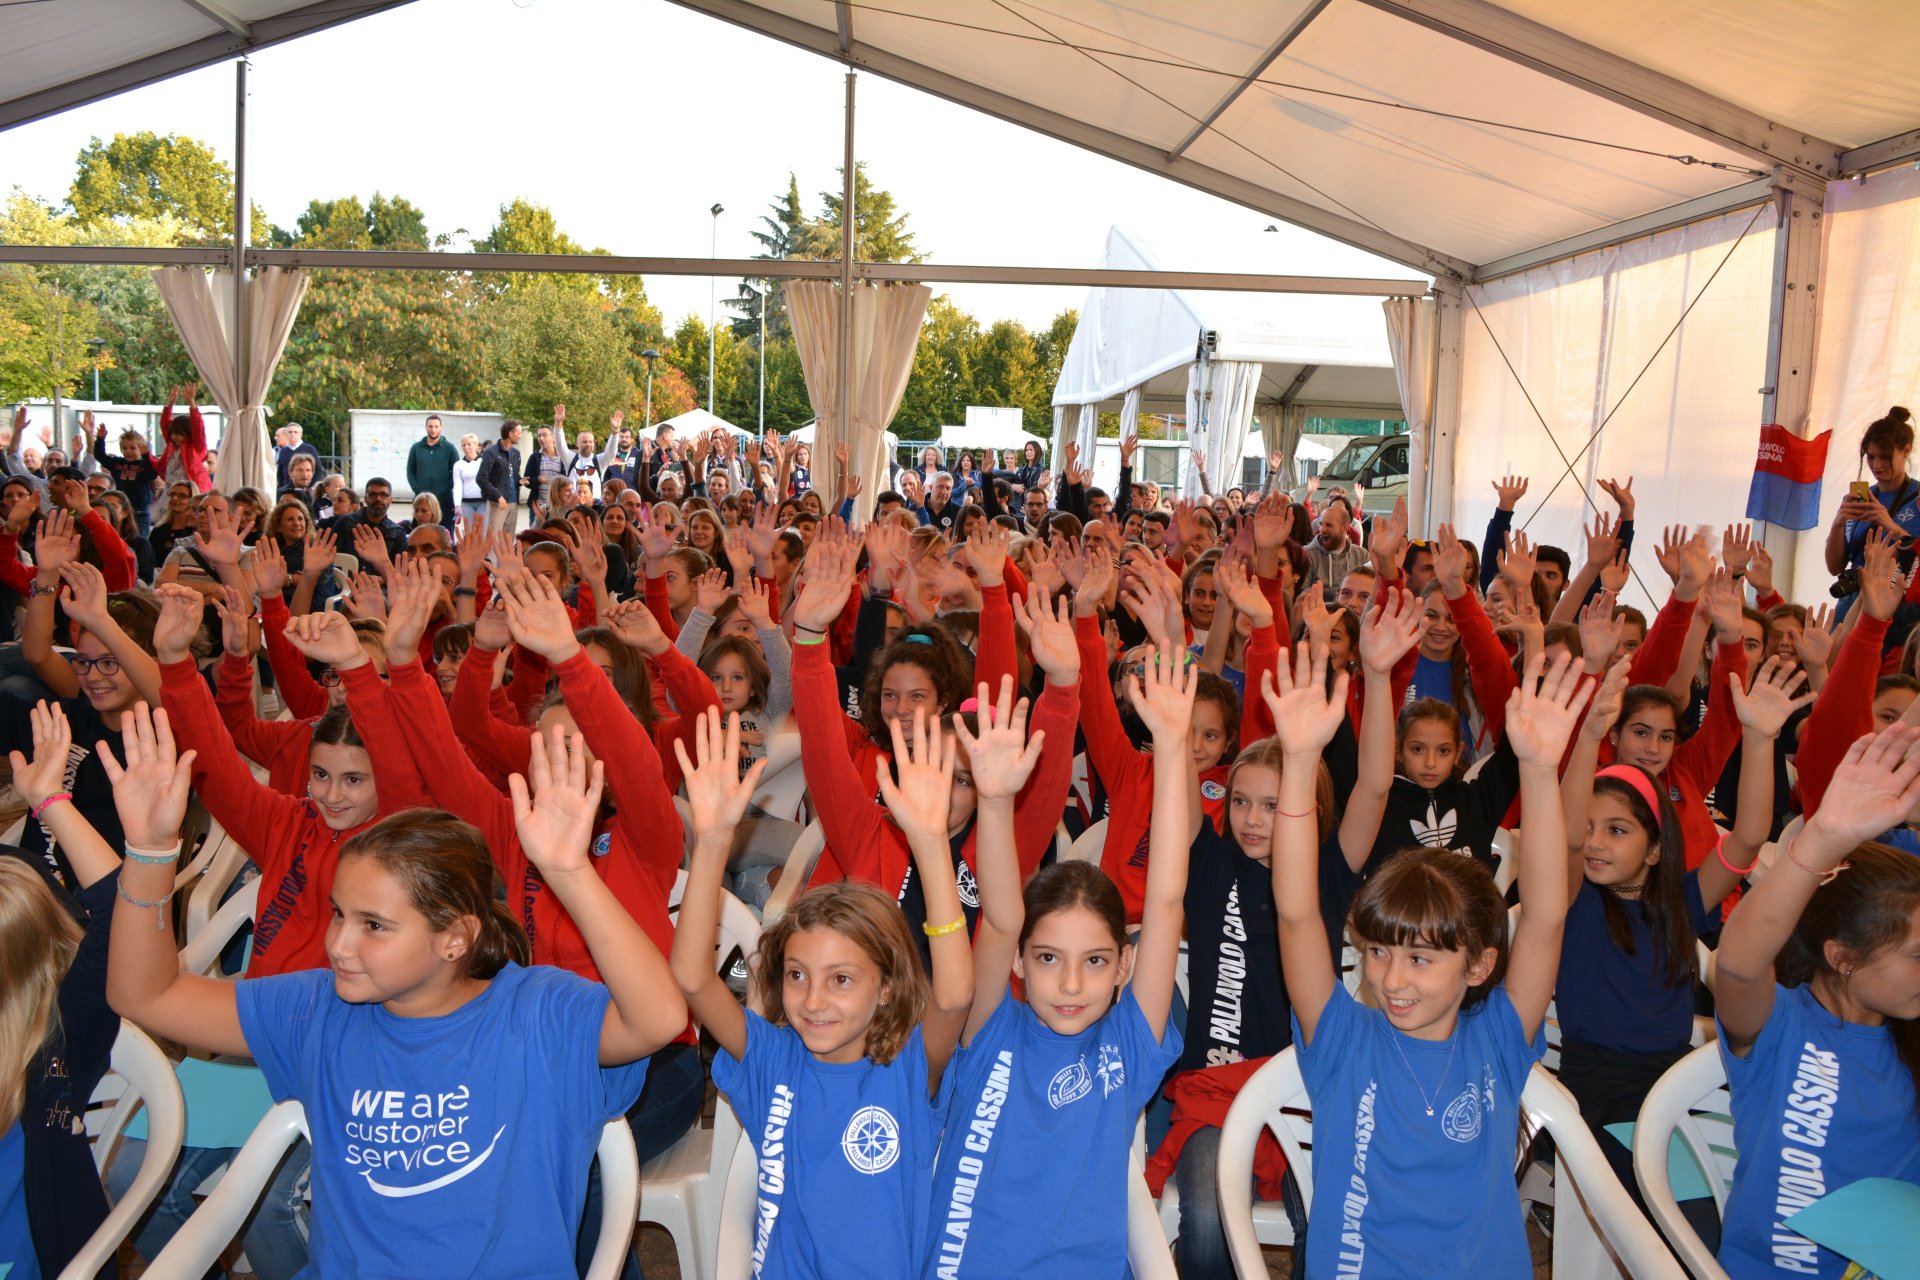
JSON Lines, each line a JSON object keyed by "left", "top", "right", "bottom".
{"left": 1303, "top": 433, "right": 1409, "bottom": 518}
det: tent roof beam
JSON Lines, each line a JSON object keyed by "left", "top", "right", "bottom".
{"left": 1472, "top": 174, "right": 1785, "bottom": 281}
{"left": 1839, "top": 128, "right": 1920, "bottom": 176}
{"left": 1278, "top": 364, "right": 1320, "bottom": 407}
{"left": 176, "top": 0, "right": 251, "bottom": 38}
{"left": 1356, "top": 0, "right": 1843, "bottom": 179}
{"left": 1165, "top": 0, "right": 1333, "bottom": 161}
{"left": 666, "top": 0, "right": 1473, "bottom": 281}
{"left": 0, "top": 0, "right": 418, "bottom": 133}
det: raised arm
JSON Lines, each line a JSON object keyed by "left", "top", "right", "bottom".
{"left": 1716, "top": 727, "right": 1920, "bottom": 1054}
{"left": 1561, "top": 658, "right": 1631, "bottom": 901}
{"left": 8, "top": 701, "right": 122, "bottom": 888}
{"left": 1706, "top": 659, "right": 1812, "bottom": 904}
{"left": 516, "top": 724, "right": 688, "bottom": 1065}
{"left": 1127, "top": 645, "right": 1197, "bottom": 1042}
{"left": 106, "top": 702, "right": 249, "bottom": 1058}
{"left": 669, "top": 710, "right": 765, "bottom": 1061}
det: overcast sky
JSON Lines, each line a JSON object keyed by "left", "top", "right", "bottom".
{"left": 0, "top": 0, "right": 1403, "bottom": 330}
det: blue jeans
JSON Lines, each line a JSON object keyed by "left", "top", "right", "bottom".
{"left": 107, "top": 1136, "right": 311, "bottom": 1279}
{"left": 575, "top": 1041, "right": 707, "bottom": 1280}
{"left": 1172, "top": 1125, "right": 1307, "bottom": 1280}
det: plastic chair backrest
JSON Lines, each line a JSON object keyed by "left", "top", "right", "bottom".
{"left": 1064, "top": 817, "right": 1108, "bottom": 863}
{"left": 1634, "top": 1043, "right": 1737, "bottom": 1280}
{"left": 183, "top": 828, "right": 250, "bottom": 943}
{"left": 1492, "top": 827, "right": 1518, "bottom": 894}
{"left": 759, "top": 820, "right": 824, "bottom": 924}
{"left": 61, "top": 1023, "right": 186, "bottom": 1280}
{"left": 179, "top": 878, "right": 260, "bottom": 978}
{"left": 749, "top": 734, "right": 810, "bottom": 824}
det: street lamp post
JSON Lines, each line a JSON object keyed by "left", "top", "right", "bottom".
{"left": 86, "top": 338, "right": 106, "bottom": 402}
{"left": 745, "top": 280, "right": 766, "bottom": 436}
{"left": 708, "top": 203, "right": 723, "bottom": 416}
{"left": 641, "top": 348, "right": 660, "bottom": 428}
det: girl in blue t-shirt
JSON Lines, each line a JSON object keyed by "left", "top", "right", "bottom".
{"left": 672, "top": 698, "right": 981, "bottom": 1279}
{"left": 921, "top": 646, "right": 1192, "bottom": 1280}
{"left": 106, "top": 706, "right": 687, "bottom": 1280}
{"left": 1713, "top": 723, "right": 1920, "bottom": 1280}
{"left": 1551, "top": 655, "right": 1808, "bottom": 1195}
{"left": 1266, "top": 645, "right": 1589, "bottom": 1279}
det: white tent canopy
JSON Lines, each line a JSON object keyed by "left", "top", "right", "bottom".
{"left": 939, "top": 406, "right": 1047, "bottom": 455}
{"left": 651, "top": 407, "right": 752, "bottom": 439}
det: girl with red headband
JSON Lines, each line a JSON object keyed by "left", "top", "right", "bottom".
{"left": 1552, "top": 654, "right": 1809, "bottom": 1193}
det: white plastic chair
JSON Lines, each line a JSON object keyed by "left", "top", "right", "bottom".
{"left": 747, "top": 732, "right": 809, "bottom": 824}
{"left": 650, "top": 873, "right": 762, "bottom": 1280}
{"left": 182, "top": 828, "right": 251, "bottom": 945}
{"left": 60, "top": 1022, "right": 187, "bottom": 1280}
{"left": 1063, "top": 816, "right": 1108, "bottom": 863}
{"left": 146, "top": 1101, "right": 638, "bottom": 1280}
{"left": 1492, "top": 826, "right": 1518, "bottom": 894}
{"left": 760, "top": 820, "right": 825, "bottom": 923}
{"left": 1219, "top": 1051, "right": 1685, "bottom": 1280}
{"left": 2, "top": 811, "right": 27, "bottom": 844}
{"left": 179, "top": 879, "right": 259, "bottom": 978}
{"left": 1634, "top": 1043, "right": 1737, "bottom": 1280}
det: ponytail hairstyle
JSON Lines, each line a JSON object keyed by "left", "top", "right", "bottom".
{"left": 858, "top": 622, "right": 973, "bottom": 747}
{"left": 339, "top": 810, "right": 529, "bottom": 979}
{"left": 1590, "top": 764, "right": 1696, "bottom": 987}
{"left": 751, "top": 882, "right": 927, "bottom": 1065}
{"left": 574, "top": 626, "right": 658, "bottom": 726}
{"left": 1860, "top": 406, "right": 1915, "bottom": 465}
{"left": 1776, "top": 843, "right": 1920, "bottom": 1118}
{"left": 1350, "top": 848, "right": 1508, "bottom": 1010}
{"left": 0, "top": 859, "right": 82, "bottom": 1133}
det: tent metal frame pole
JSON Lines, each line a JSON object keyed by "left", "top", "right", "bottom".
{"left": 1354, "top": 0, "right": 1842, "bottom": 179}
{"left": 1839, "top": 128, "right": 1920, "bottom": 176}
{"left": 1473, "top": 175, "right": 1789, "bottom": 282}
{"left": 665, "top": 0, "right": 1471, "bottom": 280}
{"left": 838, "top": 69, "right": 855, "bottom": 500}
{"left": 0, "top": 243, "right": 1430, "bottom": 296}
{"left": 231, "top": 58, "right": 250, "bottom": 425}
{"left": 1757, "top": 180, "right": 1827, "bottom": 598}
{"left": 1165, "top": 0, "right": 1332, "bottom": 161}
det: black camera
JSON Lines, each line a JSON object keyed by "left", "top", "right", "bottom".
{"left": 1831, "top": 567, "right": 1861, "bottom": 599}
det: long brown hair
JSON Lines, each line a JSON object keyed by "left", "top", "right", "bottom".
{"left": 750, "top": 882, "right": 927, "bottom": 1065}
{"left": 1777, "top": 842, "right": 1920, "bottom": 1119}
{"left": 0, "top": 859, "right": 83, "bottom": 1133}
{"left": 1350, "top": 849, "right": 1508, "bottom": 1009}
{"left": 339, "top": 810, "right": 528, "bottom": 979}
{"left": 1589, "top": 766, "right": 1696, "bottom": 988}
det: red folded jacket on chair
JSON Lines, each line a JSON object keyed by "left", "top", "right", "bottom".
{"left": 1144, "top": 1058, "right": 1289, "bottom": 1201}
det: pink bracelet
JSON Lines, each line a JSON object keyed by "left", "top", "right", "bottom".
{"left": 1783, "top": 835, "right": 1849, "bottom": 885}
{"left": 1714, "top": 835, "right": 1757, "bottom": 877}
{"left": 30, "top": 792, "right": 71, "bottom": 820}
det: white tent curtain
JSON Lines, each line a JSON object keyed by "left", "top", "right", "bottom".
{"left": 1790, "top": 166, "right": 1920, "bottom": 604}
{"left": 152, "top": 265, "right": 308, "bottom": 494}
{"left": 788, "top": 280, "right": 932, "bottom": 516}
{"left": 1454, "top": 203, "right": 1778, "bottom": 612}
{"left": 1256, "top": 403, "right": 1309, "bottom": 489}
{"left": 1184, "top": 360, "right": 1262, "bottom": 497}
{"left": 1074, "top": 404, "right": 1099, "bottom": 469}
{"left": 1384, "top": 296, "right": 1437, "bottom": 532}
{"left": 1051, "top": 405, "right": 1071, "bottom": 472}
{"left": 1119, "top": 387, "right": 1143, "bottom": 444}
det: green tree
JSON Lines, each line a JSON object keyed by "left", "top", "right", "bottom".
{"left": 293, "top": 192, "right": 431, "bottom": 250}
{"left": 480, "top": 279, "right": 636, "bottom": 437}
{"left": 728, "top": 173, "right": 806, "bottom": 341}
{"left": 68, "top": 132, "right": 266, "bottom": 243}
{"left": 798, "top": 163, "right": 925, "bottom": 265}
{"left": 895, "top": 296, "right": 979, "bottom": 436}
{"left": 662, "top": 313, "right": 755, "bottom": 429}
{"left": 970, "top": 319, "right": 1049, "bottom": 431}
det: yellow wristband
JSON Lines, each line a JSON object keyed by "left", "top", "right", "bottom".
{"left": 923, "top": 917, "right": 966, "bottom": 938}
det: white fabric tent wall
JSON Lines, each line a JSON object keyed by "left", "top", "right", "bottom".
{"left": 1384, "top": 297, "right": 1437, "bottom": 533}
{"left": 1789, "top": 166, "right": 1920, "bottom": 604}
{"left": 1453, "top": 205, "right": 1780, "bottom": 612}
{"left": 1183, "top": 361, "right": 1261, "bottom": 498}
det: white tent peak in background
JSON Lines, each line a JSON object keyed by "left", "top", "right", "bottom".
{"left": 651, "top": 407, "right": 752, "bottom": 439}
{"left": 941, "top": 406, "right": 1047, "bottom": 456}
{"left": 791, "top": 421, "right": 899, "bottom": 452}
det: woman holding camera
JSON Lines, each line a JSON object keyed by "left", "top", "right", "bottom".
{"left": 1825, "top": 405, "right": 1920, "bottom": 613}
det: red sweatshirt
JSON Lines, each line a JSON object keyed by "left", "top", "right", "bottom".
{"left": 386, "top": 657, "right": 693, "bottom": 1048}
{"left": 1074, "top": 614, "right": 1230, "bottom": 922}
{"left": 214, "top": 651, "right": 313, "bottom": 795}
{"left": 792, "top": 637, "right": 1080, "bottom": 896}
{"left": 160, "top": 656, "right": 428, "bottom": 978}
{"left": 260, "top": 596, "right": 327, "bottom": 720}
{"left": 1796, "top": 612, "right": 1889, "bottom": 815}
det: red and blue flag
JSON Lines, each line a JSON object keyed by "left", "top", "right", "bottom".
{"left": 1746, "top": 424, "right": 1830, "bottom": 530}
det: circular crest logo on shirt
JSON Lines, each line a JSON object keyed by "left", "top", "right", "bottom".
{"left": 1200, "top": 779, "right": 1227, "bottom": 802}
{"left": 841, "top": 1105, "right": 901, "bottom": 1175}
{"left": 1048, "top": 1058, "right": 1093, "bottom": 1110}
{"left": 955, "top": 861, "right": 980, "bottom": 909}
{"left": 1440, "top": 1084, "right": 1482, "bottom": 1144}
{"left": 591, "top": 832, "right": 612, "bottom": 858}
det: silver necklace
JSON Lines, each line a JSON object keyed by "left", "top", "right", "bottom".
{"left": 1388, "top": 1027, "right": 1459, "bottom": 1117}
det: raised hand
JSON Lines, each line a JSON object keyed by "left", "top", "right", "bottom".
{"left": 498, "top": 571, "right": 583, "bottom": 662}
{"left": 1358, "top": 585, "right": 1423, "bottom": 674}
{"left": 4, "top": 486, "right": 40, "bottom": 534}
{"left": 1721, "top": 522, "right": 1755, "bottom": 578}
{"left": 1599, "top": 550, "right": 1630, "bottom": 595}
{"left": 1653, "top": 524, "right": 1687, "bottom": 584}
{"left": 954, "top": 676, "right": 1045, "bottom": 803}
{"left": 1012, "top": 585, "right": 1081, "bottom": 683}
{"left": 1805, "top": 725, "right": 1920, "bottom": 855}
{"left": 966, "top": 523, "right": 1011, "bottom": 589}
{"left": 151, "top": 584, "right": 203, "bottom": 664}
{"left": 1704, "top": 565, "right": 1745, "bottom": 640}
{"left": 1597, "top": 475, "right": 1635, "bottom": 521}
{"left": 1794, "top": 603, "right": 1837, "bottom": 671}
{"left": 1214, "top": 555, "right": 1272, "bottom": 627}
{"left": 1051, "top": 534, "right": 1088, "bottom": 591}
{"left": 1503, "top": 652, "right": 1592, "bottom": 766}
{"left": 1074, "top": 541, "right": 1115, "bottom": 617}
{"left": 8, "top": 701, "right": 75, "bottom": 811}
{"left": 790, "top": 538, "right": 856, "bottom": 634}
{"left": 338, "top": 571, "right": 387, "bottom": 623}
{"left": 211, "top": 583, "right": 254, "bottom": 658}
{"left": 195, "top": 502, "right": 250, "bottom": 569}
{"left": 1584, "top": 512, "right": 1621, "bottom": 570}
{"left": 723, "top": 526, "right": 755, "bottom": 582}
{"left": 1251, "top": 491, "right": 1294, "bottom": 553}
{"left": 735, "top": 575, "right": 774, "bottom": 631}
{"left": 34, "top": 508, "right": 81, "bottom": 576}
{"left": 1582, "top": 656, "right": 1632, "bottom": 742}
{"left": 1298, "top": 592, "right": 1340, "bottom": 666}
{"left": 1128, "top": 644, "right": 1198, "bottom": 746}
{"left": 672, "top": 707, "right": 767, "bottom": 842}
{"left": 97, "top": 703, "right": 197, "bottom": 852}
{"left": 1578, "top": 589, "right": 1623, "bottom": 670}
{"left": 637, "top": 504, "right": 676, "bottom": 563}
{"left": 351, "top": 523, "right": 393, "bottom": 576}
{"left": 509, "top": 724, "right": 608, "bottom": 882}
{"left": 1498, "top": 528, "right": 1538, "bottom": 589}
{"left": 875, "top": 707, "right": 957, "bottom": 846}
{"left": 56, "top": 561, "right": 113, "bottom": 633}
{"left": 1370, "top": 497, "right": 1408, "bottom": 571}
{"left": 383, "top": 557, "right": 436, "bottom": 664}
{"left": 302, "top": 528, "right": 339, "bottom": 579}
{"left": 572, "top": 535, "right": 607, "bottom": 588}
{"left": 284, "top": 609, "right": 368, "bottom": 669}
{"left": 1493, "top": 474, "right": 1529, "bottom": 512}
{"left": 250, "top": 534, "right": 288, "bottom": 597}
{"left": 474, "top": 595, "right": 513, "bottom": 652}
{"left": 1746, "top": 541, "right": 1776, "bottom": 598}
{"left": 1731, "top": 656, "right": 1812, "bottom": 739}
{"left": 692, "top": 567, "right": 730, "bottom": 615}
{"left": 1432, "top": 523, "right": 1471, "bottom": 596}
{"left": 1857, "top": 529, "right": 1904, "bottom": 621}
{"left": 1673, "top": 529, "right": 1714, "bottom": 598}
{"left": 1120, "top": 552, "right": 1177, "bottom": 647}
{"left": 1261, "top": 643, "right": 1349, "bottom": 756}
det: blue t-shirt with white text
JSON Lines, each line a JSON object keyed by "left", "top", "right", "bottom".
{"left": 235, "top": 963, "right": 647, "bottom": 1280}
{"left": 923, "top": 985, "right": 1181, "bottom": 1278}
{"left": 1717, "top": 983, "right": 1920, "bottom": 1279}
{"left": 1292, "top": 983, "right": 1544, "bottom": 1279}
{"left": 710, "top": 1009, "right": 947, "bottom": 1279}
